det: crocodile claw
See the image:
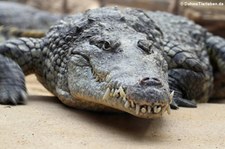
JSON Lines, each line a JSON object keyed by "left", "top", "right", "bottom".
{"left": 0, "top": 55, "right": 27, "bottom": 105}
{"left": 0, "top": 88, "right": 27, "bottom": 105}
{"left": 170, "top": 97, "right": 197, "bottom": 109}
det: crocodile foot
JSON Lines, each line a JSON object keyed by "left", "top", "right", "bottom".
{"left": 0, "top": 55, "right": 27, "bottom": 105}
{"left": 170, "top": 97, "right": 197, "bottom": 109}
{"left": 0, "top": 85, "right": 27, "bottom": 105}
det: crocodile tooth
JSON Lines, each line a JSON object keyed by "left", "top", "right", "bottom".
{"left": 124, "top": 100, "right": 130, "bottom": 108}
{"left": 130, "top": 101, "right": 135, "bottom": 108}
{"left": 170, "top": 91, "right": 174, "bottom": 104}
{"left": 153, "top": 106, "right": 161, "bottom": 114}
{"left": 135, "top": 104, "right": 140, "bottom": 115}
{"left": 141, "top": 107, "right": 146, "bottom": 113}
{"left": 148, "top": 106, "right": 151, "bottom": 113}
{"left": 122, "top": 97, "right": 127, "bottom": 102}
{"left": 103, "top": 88, "right": 110, "bottom": 100}
{"left": 113, "top": 89, "right": 120, "bottom": 97}
{"left": 119, "top": 86, "right": 126, "bottom": 98}
{"left": 110, "top": 88, "right": 115, "bottom": 97}
{"left": 166, "top": 105, "right": 171, "bottom": 115}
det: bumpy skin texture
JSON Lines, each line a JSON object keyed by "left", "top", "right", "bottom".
{"left": 0, "top": 7, "right": 225, "bottom": 118}
{"left": 0, "top": 1, "right": 62, "bottom": 30}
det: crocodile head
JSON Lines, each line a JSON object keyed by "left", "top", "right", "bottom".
{"left": 64, "top": 8, "right": 173, "bottom": 118}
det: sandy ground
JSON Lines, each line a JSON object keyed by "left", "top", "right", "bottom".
{"left": 0, "top": 75, "right": 225, "bottom": 149}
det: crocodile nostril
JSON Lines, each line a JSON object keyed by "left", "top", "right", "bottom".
{"left": 140, "top": 77, "right": 162, "bottom": 86}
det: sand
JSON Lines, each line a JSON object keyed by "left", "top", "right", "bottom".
{"left": 0, "top": 75, "right": 225, "bottom": 149}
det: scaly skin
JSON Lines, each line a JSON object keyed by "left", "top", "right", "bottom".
{"left": 0, "top": 7, "right": 225, "bottom": 119}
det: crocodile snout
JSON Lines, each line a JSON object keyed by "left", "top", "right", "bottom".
{"left": 140, "top": 77, "right": 162, "bottom": 87}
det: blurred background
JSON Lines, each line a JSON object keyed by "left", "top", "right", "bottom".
{"left": 0, "top": 0, "right": 225, "bottom": 37}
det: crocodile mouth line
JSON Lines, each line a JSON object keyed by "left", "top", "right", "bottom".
{"left": 91, "top": 67, "right": 173, "bottom": 117}
{"left": 102, "top": 84, "right": 174, "bottom": 116}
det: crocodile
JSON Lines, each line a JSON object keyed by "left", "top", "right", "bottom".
{"left": 0, "top": 1, "right": 63, "bottom": 42}
{"left": 0, "top": 7, "right": 225, "bottom": 119}
{"left": 0, "top": 26, "right": 46, "bottom": 42}
{"left": 0, "top": 1, "right": 62, "bottom": 30}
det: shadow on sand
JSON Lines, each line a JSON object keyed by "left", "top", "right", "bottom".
{"left": 29, "top": 95, "right": 168, "bottom": 142}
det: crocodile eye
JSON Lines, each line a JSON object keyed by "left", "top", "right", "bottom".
{"left": 137, "top": 39, "right": 154, "bottom": 54}
{"left": 99, "top": 40, "right": 111, "bottom": 51}
{"left": 90, "top": 36, "right": 121, "bottom": 52}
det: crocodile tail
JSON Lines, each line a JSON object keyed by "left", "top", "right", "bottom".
{"left": 206, "top": 32, "right": 225, "bottom": 73}
{"left": 0, "top": 26, "right": 45, "bottom": 39}
{"left": 0, "top": 37, "right": 44, "bottom": 75}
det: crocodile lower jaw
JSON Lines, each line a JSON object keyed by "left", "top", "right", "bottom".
{"left": 102, "top": 86, "right": 173, "bottom": 118}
